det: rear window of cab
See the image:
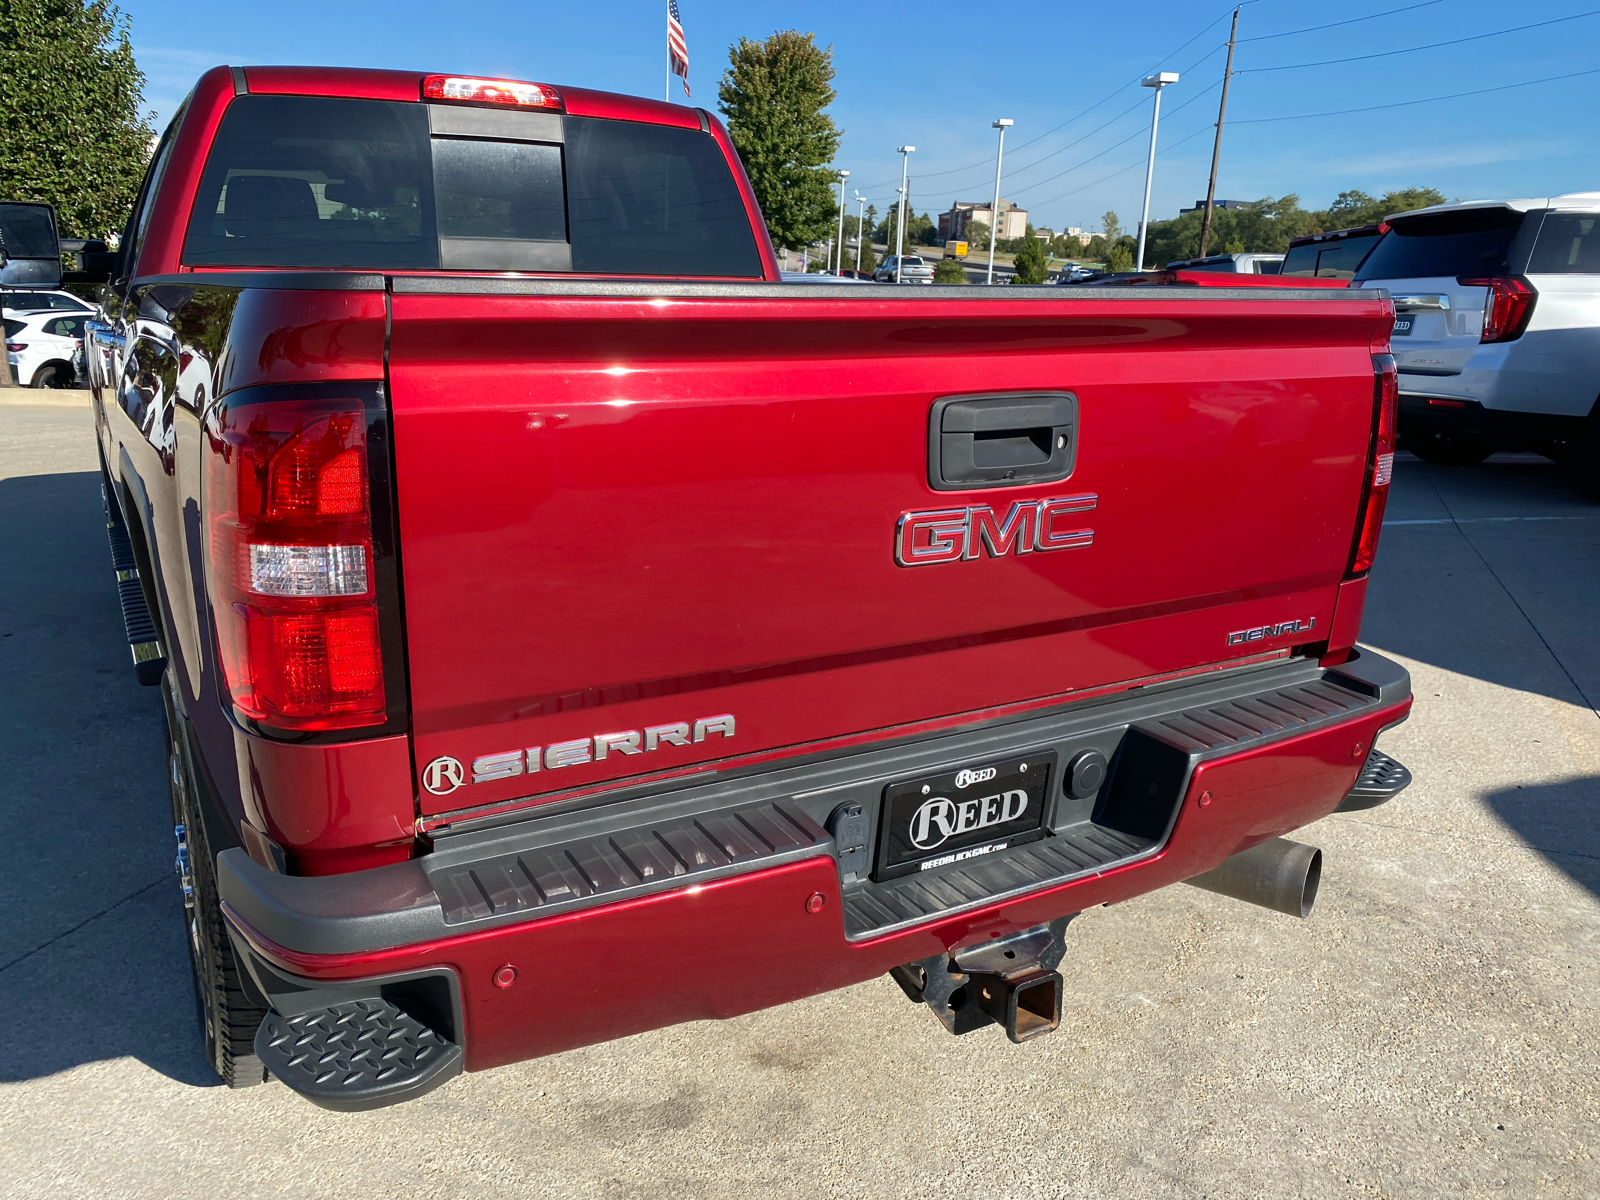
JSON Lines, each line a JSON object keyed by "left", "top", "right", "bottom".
{"left": 1357, "top": 207, "right": 1524, "bottom": 280}
{"left": 182, "top": 95, "right": 763, "bottom": 278}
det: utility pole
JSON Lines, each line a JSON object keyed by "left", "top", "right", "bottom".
{"left": 986, "top": 118, "right": 1013, "bottom": 285}
{"left": 834, "top": 170, "right": 850, "bottom": 274}
{"left": 895, "top": 146, "right": 914, "bottom": 283}
{"left": 1199, "top": 7, "right": 1240, "bottom": 259}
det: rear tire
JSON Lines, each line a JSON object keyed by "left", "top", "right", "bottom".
{"left": 1403, "top": 430, "right": 1494, "bottom": 466}
{"left": 164, "top": 679, "right": 270, "bottom": 1087}
{"left": 29, "top": 362, "right": 72, "bottom": 389}
{"left": 1565, "top": 414, "right": 1600, "bottom": 501}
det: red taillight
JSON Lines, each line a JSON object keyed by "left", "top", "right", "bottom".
{"left": 1457, "top": 275, "right": 1535, "bottom": 343}
{"left": 1348, "top": 353, "right": 1398, "bottom": 577}
{"left": 205, "top": 398, "right": 387, "bottom": 731}
{"left": 6, "top": 342, "right": 25, "bottom": 352}
{"left": 422, "top": 75, "right": 563, "bottom": 110}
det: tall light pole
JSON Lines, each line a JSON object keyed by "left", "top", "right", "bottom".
{"left": 986, "top": 118, "right": 1013, "bottom": 285}
{"left": 854, "top": 191, "right": 867, "bottom": 272}
{"left": 834, "top": 170, "right": 850, "bottom": 274}
{"left": 1136, "top": 72, "right": 1178, "bottom": 273}
{"left": 895, "top": 145, "right": 914, "bottom": 283}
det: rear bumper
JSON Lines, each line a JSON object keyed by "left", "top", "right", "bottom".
{"left": 1398, "top": 393, "right": 1585, "bottom": 448}
{"left": 220, "top": 650, "right": 1412, "bottom": 1073}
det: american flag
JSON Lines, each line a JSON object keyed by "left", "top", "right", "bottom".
{"left": 667, "top": 0, "right": 690, "bottom": 97}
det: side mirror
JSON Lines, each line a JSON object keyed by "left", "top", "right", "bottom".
{"left": 0, "top": 201, "right": 63, "bottom": 288}
{"left": 60, "top": 237, "right": 115, "bottom": 285}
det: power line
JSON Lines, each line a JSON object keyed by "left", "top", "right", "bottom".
{"left": 1026, "top": 124, "right": 1215, "bottom": 210}
{"left": 1237, "top": 0, "right": 1443, "bottom": 42}
{"left": 856, "top": 4, "right": 1240, "bottom": 191}
{"left": 1232, "top": 65, "right": 1600, "bottom": 122}
{"left": 1240, "top": 9, "right": 1600, "bottom": 71}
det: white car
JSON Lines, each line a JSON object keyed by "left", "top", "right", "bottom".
{"left": 1354, "top": 193, "right": 1600, "bottom": 483}
{"left": 1, "top": 288, "right": 96, "bottom": 318}
{"left": 1166, "top": 253, "right": 1284, "bottom": 275}
{"left": 873, "top": 255, "right": 935, "bottom": 284}
{"left": 5, "top": 308, "right": 88, "bottom": 388}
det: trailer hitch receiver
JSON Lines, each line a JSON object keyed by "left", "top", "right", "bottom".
{"left": 889, "top": 915, "right": 1076, "bottom": 1044}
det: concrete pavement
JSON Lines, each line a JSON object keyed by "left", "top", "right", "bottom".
{"left": 1, "top": 401, "right": 1596, "bottom": 1198}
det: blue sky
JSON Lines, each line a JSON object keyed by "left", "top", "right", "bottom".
{"left": 126, "top": 0, "right": 1598, "bottom": 233}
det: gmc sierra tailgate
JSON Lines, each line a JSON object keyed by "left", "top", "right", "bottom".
{"left": 387, "top": 283, "right": 1391, "bottom": 817}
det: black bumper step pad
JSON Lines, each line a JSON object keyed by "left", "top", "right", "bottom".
{"left": 255, "top": 998, "right": 463, "bottom": 1112}
{"left": 431, "top": 801, "right": 830, "bottom": 926}
{"left": 103, "top": 514, "right": 165, "bottom": 685}
{"left": 1336, "top": 748, "right": 1412, "bottom": 812}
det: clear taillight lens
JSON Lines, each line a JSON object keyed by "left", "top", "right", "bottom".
{"left": 1457, "top": 275, "right": 1535, "bottom": 343}
{"left": 1348, "top": 353, "right": 1398, "bottom": 577}
{"left": 204, "top": 398, "right": 387, "bottom": 730}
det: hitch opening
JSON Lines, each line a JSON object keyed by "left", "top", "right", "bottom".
{"left": 889, "top": 914, "right": 1075, "bottom": 1044}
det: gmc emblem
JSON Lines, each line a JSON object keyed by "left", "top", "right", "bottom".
{"left": 896, "top": 495, "right": 1096, "bottom": 566}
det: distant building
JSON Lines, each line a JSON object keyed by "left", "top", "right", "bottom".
{"left": 1178, "top": 199, "right": 1252, "bottom": 214}
{"left": 939, "top": 199, "right": 1029, "bottom": 242}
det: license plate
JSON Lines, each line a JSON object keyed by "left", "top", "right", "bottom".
{"left": 874, "top": 752, "right": 1055, "bottom": 881}
{"left": 1392, "top": 313, "right": 1415, "bottom": 336}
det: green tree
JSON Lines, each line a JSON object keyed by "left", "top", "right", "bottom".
{"left": 1107, "top": 242, "right": 1134, "bottom": 273}
{"left": 932, "top": 258, "right": 966, "bottom": 283}
{"left": 0, "top": 0, "right": 154, "bottom": 239}
{"left": 1101, "top": 211, "right": 1122, "bottom": 242}
{"left": 1325, "top": 187, "right": 1446, "bottom": 227}
{"left": 964, "top": 219, "right": 990, "bottom": 251}
{"left": 718, "top": 31, "right": 842, "bottom": 252}
{"left": 1011, "top": 228, "right": 1049, "bottom": 283}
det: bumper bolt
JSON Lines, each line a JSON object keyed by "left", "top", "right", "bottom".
{"left": 1198, "top": 790, "right": 1213, "bottom": 809}
{"left": 493, "top": 965, "right": 518, "bottom": 989}
{"left": 805, "top": 892, "right": 826, "bottom": 914}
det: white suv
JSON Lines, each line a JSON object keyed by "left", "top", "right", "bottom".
{"left": 1354, "top": 193, "right": 1600, "bottom": 489}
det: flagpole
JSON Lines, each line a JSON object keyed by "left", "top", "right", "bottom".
{"left": 665, "top": 2, "right": 671, "bottom": 102}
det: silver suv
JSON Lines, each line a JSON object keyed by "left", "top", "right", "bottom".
{"left": 1355, "top": 193, "right": 1600, "bottom": 486}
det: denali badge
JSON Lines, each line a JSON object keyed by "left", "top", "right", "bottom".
{"left": 896, "top": 495, "right": 1096, "bottom": 566}
{"left": 423, "top": 714, "right": 737, "bottom": 797}
{"left": 1228, "top": 617, "right": 1316, "bottom": 646}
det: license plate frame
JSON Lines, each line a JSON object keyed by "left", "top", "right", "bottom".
{"left": 873, "top": 751, "right": 1056, "bottom": 881}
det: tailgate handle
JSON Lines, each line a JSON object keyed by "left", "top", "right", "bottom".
{"left": 929, "top": 392, "right": 1077, "bottom": 490}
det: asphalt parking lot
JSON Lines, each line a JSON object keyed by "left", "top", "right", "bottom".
{"left": 2, "top": 398, "right": 1596, "bottom": 1199}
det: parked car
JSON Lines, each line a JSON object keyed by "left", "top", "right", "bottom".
{"left": 874, "top": 254, "right": 935, "bottom": 284}
{"left": 1353, "top": 193, "right": 1600, "bottom": 479}
{"left": 4, "top": 308, "right": 87, "bottom": 387}
{"left": 1167, "top": 253, "right": 1284, "bottom": 275}
{"left": 837, "top": 268, "right": 877, "bottom": 281}
{"left": 1, "top": 287, "right": 96, "bottom": 317}
{"left": 85, "top": 64, "right": 1411, "bottom": 1112}
{"left": 1055, "top": 265, "right": 1102, "bottom": 284}
{"left": 1282, "top": 226, "right": 1383, "bottom": 280}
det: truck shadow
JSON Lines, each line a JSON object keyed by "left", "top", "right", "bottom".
{"left": 1479, "top": 776, "right": 1600, "bottom": 899}
{"left": 0, "top": 469, "right": 218, "bottom": 1087}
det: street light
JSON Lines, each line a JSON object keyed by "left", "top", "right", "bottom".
{"left": 895, "top": 145, "right": 914, "bottom": 283}
{"left": 1135, "top": 72, "right": 1179, "bottom": 273}
{"left": 834, "top": 170, "right": 850, "bottom": 274}
{"left": 854, "top": 190, "right": 867, "bottom": 273}
{"left": 986, "top": 118, "right": 1013, "bottom": 285}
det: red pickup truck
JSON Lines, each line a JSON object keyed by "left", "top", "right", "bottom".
{"left": 82, "top": 65, "right": 1411, "bottom": 1110}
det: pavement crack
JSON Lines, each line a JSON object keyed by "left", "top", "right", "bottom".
{"left": 0, "top": 876, "right": 167, "bottom": 975}
{"left": 1423, "top": 467, "right": 1600, "bottom": 724}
